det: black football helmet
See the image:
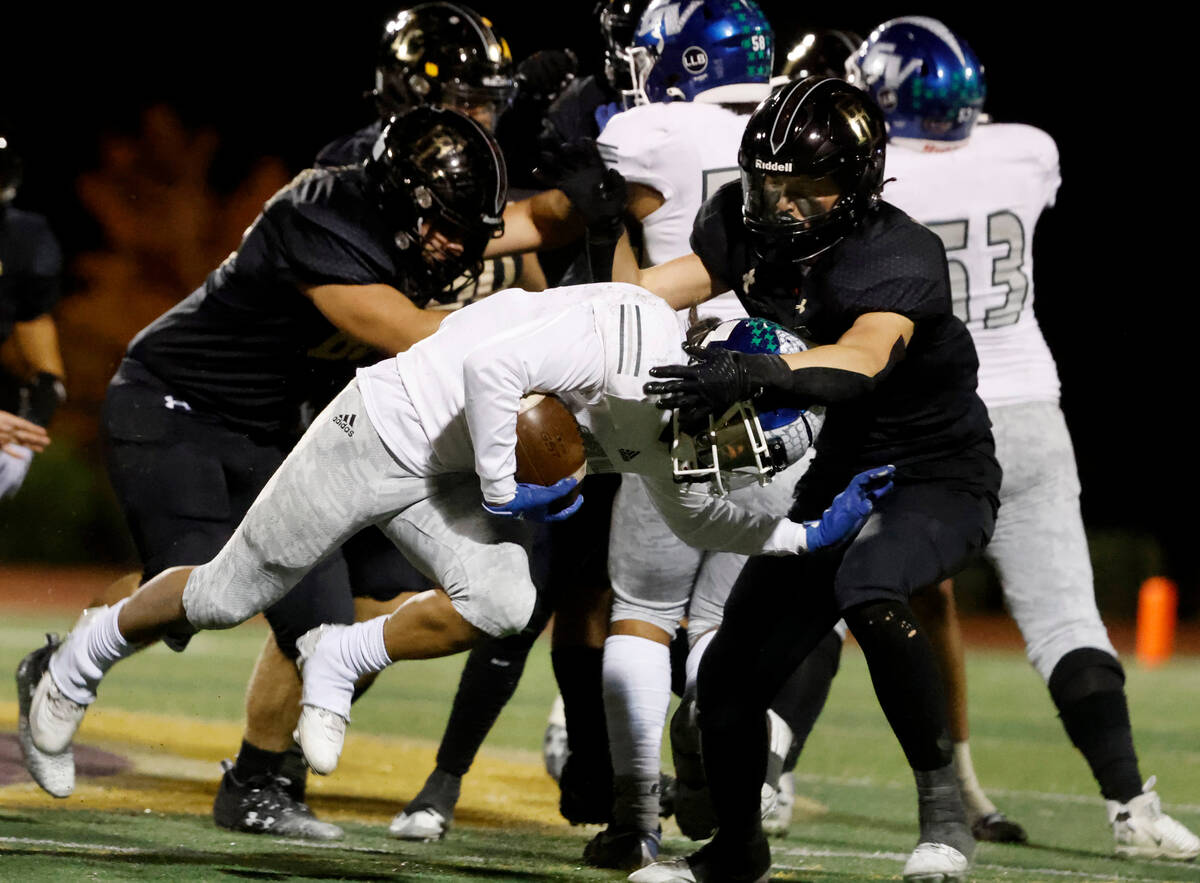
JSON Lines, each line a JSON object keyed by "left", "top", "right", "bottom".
{"left": 375, "top": 3, "right": 517, "bottom": 132}
{"left": 0, "top": 135, "right": 21, "bottom": 205}
{"left": 738, "top": 76, "right": 886, "bottom": 261}
{"left": 597, "top": 0, "right": 649, "bottom": 92}
{"left": 779, "top": 29, "right": 862, "bottom": 81}
{"left": 366, "top": 106, "right": 508, "bottom": 293}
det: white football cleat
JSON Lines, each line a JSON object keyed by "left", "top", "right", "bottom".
{"left": 902, "top": 842, "right": 970, "bottom": 882}
{"left": 293, "top": 706, "right": 347, "bottom": 776}
{"left": 389, "top": 807, "right": 448, "bottom": 841}
{"left": 294, "top": 625, "right": 354, "bottom": 776}
{"left": 29, "top": 659, "right": 89, "bottom": 757}
{"left": 1108, "top": 776, "right": 1200, "bottom": 861}
{"left": 16, "top": 635, "right": 76, "bottom": 797}
{"left": 627, "top": 858, "right": 697, "bottom": 883}
{"left": 763, "top": 771, "right": 795, "bottom": 837}
{"left": 542, "top": 692, "right": 568, "bottom": 783}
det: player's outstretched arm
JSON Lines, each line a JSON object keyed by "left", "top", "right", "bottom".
{"left": 799, "top": 466, "right": 895, "bottom": 552}
{"left": 304, "top": 283, "right": 448, "bottom": 354}
{"left": 645, "top": 311, "right": 913, "bottom": 427}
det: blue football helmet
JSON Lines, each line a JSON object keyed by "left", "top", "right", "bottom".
{"left": 619, "top": 0, "right": 774, "bottom": 108}
{"left": 845, "top": 16, "right": 985, "bottom": 147}
{"left": 671, "top": 317, "right": 824, "bottom": 493}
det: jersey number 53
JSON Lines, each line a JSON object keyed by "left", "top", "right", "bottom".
{"left": 926, "top": 211, "right": 1029, "bottom": 330}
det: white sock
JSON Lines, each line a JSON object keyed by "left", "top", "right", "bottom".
{"left": 301, "top": 617, "right": 392, "bottom": 719}
{"left": 602, "top": 633, "right": 671, "bottom": 831}
{"left": 49, "top": 599, "right": 138, "bottom": 705}
{"left": 684, "top": 630, "right": 717, "bottom": 700}
{"left": 954, "top": 740, "right": 998, "bottom": 819}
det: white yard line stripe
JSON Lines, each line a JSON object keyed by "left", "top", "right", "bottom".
{"left": 792, "top": 772, "right": 1200, "bottom": 814}
{"left": 0, "top": 835, "right": 144, "bottom": 854}
{"left": 775, "top": 846, "right": 1190, "bottom": 881}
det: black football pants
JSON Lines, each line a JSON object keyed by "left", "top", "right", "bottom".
{"left": 697, "top": 476, "right": 995, "bottom": 848}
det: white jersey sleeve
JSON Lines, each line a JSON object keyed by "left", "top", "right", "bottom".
{"left": 463, "top": 305, "right": 607, "bottom": 505}
{"left": 883, "top": 124, "right": 1063, "bottom": 407}
{"left": 641, "top": 476, "right": 805, "bottom": 556}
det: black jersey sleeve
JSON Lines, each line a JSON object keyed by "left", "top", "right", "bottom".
{"left": 0, "top": 210, "right": 63, "bottom": 322}
{"left": 246, "top": 171, "right": 397, "bottom": 290}
{"left": 688, "top": 182, "right": 743, "bottom": 292}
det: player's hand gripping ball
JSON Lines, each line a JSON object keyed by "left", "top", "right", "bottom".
{"left": 489, "top": 394, "right": 586, "bottom": 522}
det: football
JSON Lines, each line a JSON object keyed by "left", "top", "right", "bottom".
{"left": 516, "top": 394, "right": 587, "bottom": 490}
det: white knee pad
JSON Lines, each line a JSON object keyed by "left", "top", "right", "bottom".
{"left": 182, "top": 556, "right": 279, "bottom": 630}
{"left": 445, "top": 539, "right": 537, "bottom": 638}
{"left": 610, "top": 584, "right": 688, "bottom": 635}
{"left": 1026, "top": 622, "right": 1117, "bottom": 683}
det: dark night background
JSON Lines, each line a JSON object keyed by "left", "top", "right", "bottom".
{"left": 1, "top": 4, "right": 1191, "bottom": 610}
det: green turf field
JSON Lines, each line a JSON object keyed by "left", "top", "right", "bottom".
{"left": 2, "top": 611, "right": 1198, "bottom": 881}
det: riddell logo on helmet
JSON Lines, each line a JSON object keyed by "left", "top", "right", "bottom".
{"left": 754, "top": 158, "right": 793, "bottom": 172}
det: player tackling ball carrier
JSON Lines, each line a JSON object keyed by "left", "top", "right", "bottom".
{"left": 20, "top": 282, "right": 893, "bottom": 789}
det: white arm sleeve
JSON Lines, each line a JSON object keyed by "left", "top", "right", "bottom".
{"left": 463, "top": 305, "right": 605, "bottom": 505}
{"left": 641, "top": 476, "right": 807, "bottom": 556}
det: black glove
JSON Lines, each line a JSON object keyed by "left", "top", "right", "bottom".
{"left": 536, "top": 138, "right": 627, "bottom": 235}
{"left": 516, "top": 49, "right": 578, "bottom": 104}
{"left": 644, "top": 344, "right": 793, "bottom": 432}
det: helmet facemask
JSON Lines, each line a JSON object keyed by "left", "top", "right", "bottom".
{"left": 667, "top": 318, "right": 824, "bottom": 495}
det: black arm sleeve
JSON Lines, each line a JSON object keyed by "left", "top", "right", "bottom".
{"left": 582, "top": 222, "right": 624, "bottom": 284}
{"left": 749, "top": 336, "right": 905, "bottom": 408}
{"left": 784, "top": 336, "right": 905, "bottom": 404}
{"left": 22, "top": 371, "right": 66, "bottom": 427}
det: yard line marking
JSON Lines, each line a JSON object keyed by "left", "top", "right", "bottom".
{"left": 775, "top": 847, "right": 1187, "bottom": 881}
{"left": 0, "top": 835, "right": 144, "bottom": 854}
{"left": 792, "top": 772, "right": 1200, "bottom": 814}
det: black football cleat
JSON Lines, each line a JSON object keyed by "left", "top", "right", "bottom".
{"left": 971, "top": 810, "right": 1028, "bottom": 844}
{"left": 213, "top": 759, "right": 343, "bottom": 840}
{"left": 583, "top": 824, "right": 661, "bottom": 871}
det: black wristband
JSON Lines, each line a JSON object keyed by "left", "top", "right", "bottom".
{"left": 23, "top": 371, "right": 66, "bottom": 427}
{"left": 584, "top": 222, "right": 625, "bottom": 284}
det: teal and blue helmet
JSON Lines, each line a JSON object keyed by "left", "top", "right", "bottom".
{"left": 846, "top": 16, "right": 985, "bottom": 148}
{"left": 620, "top": 0, "right": 773, "bottom": 107}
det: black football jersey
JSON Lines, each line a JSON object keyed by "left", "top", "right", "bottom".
{"left": 126, "top": 166, "right": 426, "bottom": 440}
{"left": 691, "top": 182, "right": 995, "bottom": 485}
{"left": 0, "top": 208, "right": 63, "bottom": 346}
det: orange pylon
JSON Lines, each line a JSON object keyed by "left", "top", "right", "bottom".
{"left": 1135, "top": 576, "right": 1178, "bottom": 667}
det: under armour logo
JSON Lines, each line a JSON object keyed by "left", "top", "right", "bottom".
{"left": 333, "top": 413, "right": 357, "bottom": 437}
{"left": 618, "top": 448, "right": 640, "bottom": 462}
{"left": 163, "top": 395, "right": 191, "bottom": 411}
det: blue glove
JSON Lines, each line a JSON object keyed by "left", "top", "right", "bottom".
{"left": 483, "top": 477, "right": 583, "bottom": 523}
{"left": 802, "top": 465, "right": 895, "bottom": 551}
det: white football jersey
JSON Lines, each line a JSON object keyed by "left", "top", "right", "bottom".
{"left": 356, "top": 283, "right": 804, "bottom": 556}
{"left": 882, "top": 123, "right": 1062, "bottom": 407}
{"left": 598, "top": 101, "right": 749, "bottom": 326}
